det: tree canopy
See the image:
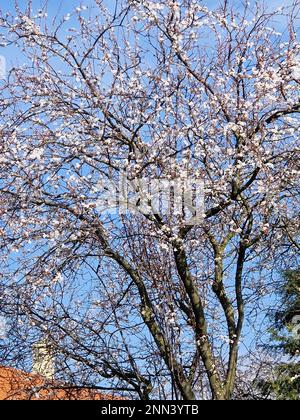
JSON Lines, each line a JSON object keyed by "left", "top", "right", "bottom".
{"left": 0, "top": 0, "right": 299, "bottom": 400}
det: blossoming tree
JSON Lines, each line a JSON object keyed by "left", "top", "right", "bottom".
{"left": 0, "top": 0, "right": 299, "bottom": 400}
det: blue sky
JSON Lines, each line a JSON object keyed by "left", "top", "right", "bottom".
{"left": 0, "top": 0, "right": 297, "bottom": 18}
{"left": 0, "top": 0, "right": 297, "bottom": 75}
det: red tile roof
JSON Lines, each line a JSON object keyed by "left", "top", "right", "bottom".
{"left": 0, "top": 366, "right": 122, "bottom": 400}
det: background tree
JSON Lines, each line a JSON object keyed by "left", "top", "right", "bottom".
{"left": 258, "top": 269, "right": 300, "bottom": 400}
{"left": 0, "top": 0, "right": 300, "bottom": 400}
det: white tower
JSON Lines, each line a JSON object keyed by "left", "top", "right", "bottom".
{"left": 32, "top": 340, "right": 55, "bottom": 380}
